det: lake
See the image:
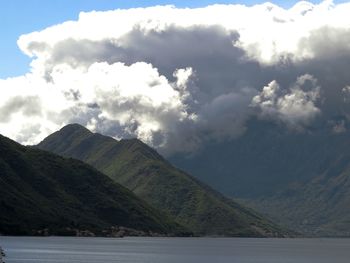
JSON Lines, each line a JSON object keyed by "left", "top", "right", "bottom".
{"left": 0, "top": 236, "right": 349, "bottom": 263}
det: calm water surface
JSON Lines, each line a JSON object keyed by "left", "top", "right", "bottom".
{"left": 0, "top": 236, "right": 349, "bottom": 263}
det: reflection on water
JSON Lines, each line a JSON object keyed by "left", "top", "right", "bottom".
{"left": 1, "top": 236, "right": 350, "bottom": 263}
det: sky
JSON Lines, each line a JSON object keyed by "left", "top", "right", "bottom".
{"left": 1, "top": 0, "right": 350, "bottom": 155}
{"left": 1, "top": 0, "right": 345, "bottom": 78}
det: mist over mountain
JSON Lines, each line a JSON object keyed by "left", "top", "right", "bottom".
{"left": 170, "top": 118, "right": 350, "bottom": 236}
{"left": 37, "top": 124, "right": 288, "bottom": 237}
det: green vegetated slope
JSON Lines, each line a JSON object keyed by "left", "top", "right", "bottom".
{"left": 38, "top": 124, "right": 288, "bottom": 237}
{"left": 242, "top": 166, "right": 350, "bottom": 237}
{"left": 0, "top": 134, "right": 185, "bottom": 236}
{"left": 171, "top": 119, "right": 350, "bottom": 236}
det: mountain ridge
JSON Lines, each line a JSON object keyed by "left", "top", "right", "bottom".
{"left": 0, "top": 133, "right": 186, "bottom": 236}
{"left": 37, "top": 123, "right": 290, "bottom": 237}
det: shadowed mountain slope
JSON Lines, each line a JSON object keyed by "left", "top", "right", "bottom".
{"left": 170, "top": 119, "right": 350, "bottom": 236}
{"left": 37, "top": 124, "right": 288, "bottom": 237}
{"left": 0, "top": 134, "right": 185, "bottom": 236}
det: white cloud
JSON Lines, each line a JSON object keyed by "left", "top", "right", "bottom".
{"left": 252, "top": 74, "right": 321, "bottom": 128}
{"left": 1, "top": 1, "right": 350, "bottom": 153}
{"left": 0, "top": 62, "right": 195, "bottom": 148}
{"left": 18, "top": 1, "right": 350, "bottom": 67}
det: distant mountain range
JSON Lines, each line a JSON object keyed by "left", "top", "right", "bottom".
{"left": 170, "top": 119, "right": 350, "bottom": 236}
{"left": 0, "top": 134, "right": 185, "bottom": 236}
{"left": 37, "top": 124, "right": 287, "bottom": 237}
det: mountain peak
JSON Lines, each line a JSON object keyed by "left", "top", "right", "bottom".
{"left": 0, "top": 132, "right": 184, "bottom": 236}
{"left": 37, "top": 123, "right": 94, "bottom": 155}
{"left": 59, "top": 123, "right": 92, "bottom": 135}
{"left": 38, "top": 126, "right": 289, "bottom": 237}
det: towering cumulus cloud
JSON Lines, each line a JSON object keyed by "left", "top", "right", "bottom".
{"left": 251, "top": 74, "right": 321, "bottom": 129}
{"left": 1, "top": 1, "right": 350, "bottom": 154}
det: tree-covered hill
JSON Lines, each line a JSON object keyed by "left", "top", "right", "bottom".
{"left": 38, "top": 124, "right": 288, "bottom": 237}
{"left": 0, "top": 134, "right": 185, "bottom": 236}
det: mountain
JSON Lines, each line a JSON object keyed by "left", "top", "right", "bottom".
{"left": 170, "top": 119, "right": 350, "bottom": 236}
{"left": 242, "top": 166, "right": 350, "bottom": 237}
{"left": 0, "top": 134, "right": 185, "bottom": 236}
{"left": 37, "top": 124, "right": 288, "bottom": 237}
